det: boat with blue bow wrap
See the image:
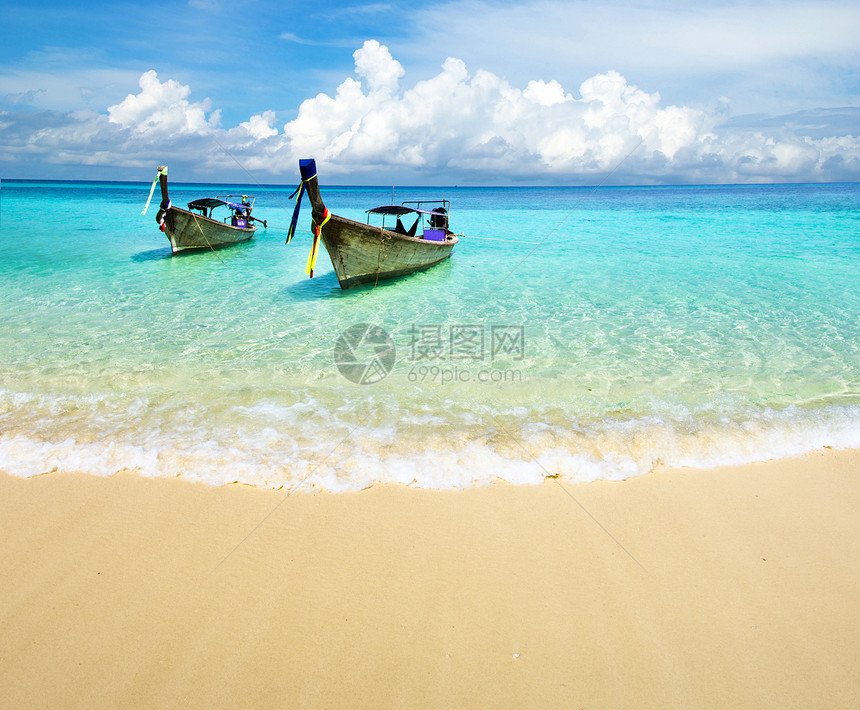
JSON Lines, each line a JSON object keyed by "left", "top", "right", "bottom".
{"left": 287, "top": 159, "right": 458, "bottom": 288}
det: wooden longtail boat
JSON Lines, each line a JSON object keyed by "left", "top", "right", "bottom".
{"left": 289, "top": 159, "right": 458, "bottom": 289}
{"left": 144, "top": 166, "right": 266, "bottom": 254}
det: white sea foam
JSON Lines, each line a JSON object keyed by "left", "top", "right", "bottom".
{"left": 1, "top": 387, "right": 858, "bottom": 491}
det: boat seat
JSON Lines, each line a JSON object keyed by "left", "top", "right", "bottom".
{"left": 430, "top": 208, "right": 448, "bottom": 230}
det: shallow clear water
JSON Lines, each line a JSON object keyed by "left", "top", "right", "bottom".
{"left": 1, "top": 178, "right": 858, "bottom": 490}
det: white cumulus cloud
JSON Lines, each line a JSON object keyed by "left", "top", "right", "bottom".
{"left": 108, "top": 70, "right": 221, "bottom": 136}
{"left": 353, "top": 40, "right": 405, "bottom": 95}
{"left": 2, "top": 40, "right": 859, "bottom": 184}
{"left": 278, "top": 45, "right": 712, "bottom": 178}
{"left": 239, "top": 111, "right": 278, "bottom": 140}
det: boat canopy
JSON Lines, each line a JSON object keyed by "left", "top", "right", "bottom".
{"left": 188, "top": 197, "right": 252, "bottom": 211}
{"left": 367, "top": 205, "right": 416, "bottom": 216}
{"left": 367, "top": 202, "right": 448, "bottom": 217}
{"left": 188, "top": 197, "right": 248, "bottom": 210}
{"left": 365, "top": 199, "right": 451, "bottom": 238}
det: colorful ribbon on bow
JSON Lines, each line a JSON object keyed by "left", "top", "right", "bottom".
{"left": 286, "top": 174, "right": 317, "bottom": 244}
{"left": 306, "top": 208, "right": 331, "bottom": 277}
{"left": 142, "top": 166, "right": 167, "bottom": 216}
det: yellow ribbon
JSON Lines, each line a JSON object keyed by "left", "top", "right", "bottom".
{"left": 141, "top": 166, "right": 167, "bottom": 216}
{"left": 306, "top": 208, "right": 331, "bottom": 277}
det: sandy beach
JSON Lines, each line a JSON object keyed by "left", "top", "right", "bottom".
{"left": 1, "top": 449, "right": 858, "bottom": 708}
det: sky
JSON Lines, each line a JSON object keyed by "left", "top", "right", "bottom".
{"left": 1, "top": 0, "right": 858, "bottom": 185}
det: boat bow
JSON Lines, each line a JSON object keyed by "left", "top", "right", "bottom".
{"left": 144, "top": 165, "right": 262, "bottom": 254}
{"left": 287, "top": 158, "right": 457, "bottom": 288}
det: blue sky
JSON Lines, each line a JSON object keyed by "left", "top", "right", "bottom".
{"left": 1, "top": 0, "right": 858, "bottom": 184}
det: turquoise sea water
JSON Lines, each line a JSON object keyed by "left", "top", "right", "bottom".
{"left": 1, "top": 178, "right": 858, "bottom": 490}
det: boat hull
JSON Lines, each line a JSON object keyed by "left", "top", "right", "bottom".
{"left": 320, "top": 214, "right": 457, "bottom": 288}
{"left": 162, "top": 207, "right": 255, "bottom": 254}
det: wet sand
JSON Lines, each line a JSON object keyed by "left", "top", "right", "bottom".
{"left": 1, "top": 448, "right": 858, "bottom": 708}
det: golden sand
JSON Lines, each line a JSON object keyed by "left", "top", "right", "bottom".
{"left": 1, "top": 449, "right": 858, "bottom": 708}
